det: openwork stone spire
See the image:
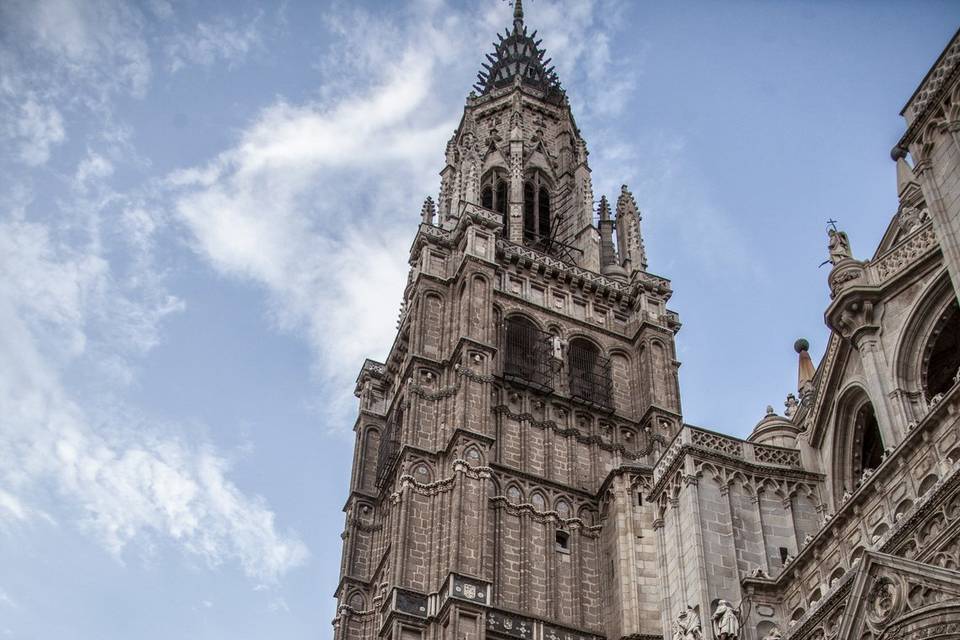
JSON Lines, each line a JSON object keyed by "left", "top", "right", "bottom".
{"left": 473, "top": 2, "right": 564, "bottom": 103}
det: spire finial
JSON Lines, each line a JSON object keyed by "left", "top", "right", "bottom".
{"left": 795, "top": 338, "right": 816, "bottom": 402}
{"left": 513, "top": 0, "right": 524, "bottom": 32}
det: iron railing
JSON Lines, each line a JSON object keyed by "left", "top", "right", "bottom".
{"left": 568, "top": 341, "right": 613, "bottom": 411}
{"left": 503, "top": 318, "right": 555, "bottom": 392}
{"left": 375, "top": 415, "right": 402, "bottom": 488}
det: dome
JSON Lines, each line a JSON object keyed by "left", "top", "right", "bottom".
{"left": 749, "top": 406, "right": 801, "bottom": 449}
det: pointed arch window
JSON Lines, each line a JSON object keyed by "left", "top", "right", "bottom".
{"left": 522, "top": 173, "right": 552, "bottom": 247}
{"left": 481, "top": 170, "right": 509, "bottom": 236}
{"left": 924, "top": 301, "right": 960, "bottom": 401}
{"left": 832, "top": 389, "right": 883, "bottom": 504}
{"left": 855, "top": 403, "right": 883, "bottom": 479}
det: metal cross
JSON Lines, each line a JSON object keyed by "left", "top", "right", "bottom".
{"left": 826, "top": 218, "right": 839, "bottom": 231}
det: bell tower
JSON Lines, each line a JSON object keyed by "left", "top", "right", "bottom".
{"left": 334, "top": 3, "right": 683, "bottom": 640}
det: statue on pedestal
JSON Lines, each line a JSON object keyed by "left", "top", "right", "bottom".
{"left": 827, "top": 228, "right": 852, "bottom": 265}
{"left": 712, "top": 600, "right": 741, "bottom": 640}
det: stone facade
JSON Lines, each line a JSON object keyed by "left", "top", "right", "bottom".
{"left": 333, "top": 9, "right": 960, "bottom": 640}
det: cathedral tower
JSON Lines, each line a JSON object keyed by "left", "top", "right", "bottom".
{"left": 334, "top": 3, "right": 683, "bottom": 639}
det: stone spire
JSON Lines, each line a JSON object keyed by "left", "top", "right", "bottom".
{"left": 795, "top": 338, "right": 816, "bottom": 403}
{"left": 472, "top": 2, "right": 563, "bottom": 103}
{"left": 420, "top": 196, "right": 436, "bottom": 225}
{"left": 599, "top": 196, "right": 626, "bottom": 280}
{"left": 615, "top": 184, "right": 648, "bottom": 273}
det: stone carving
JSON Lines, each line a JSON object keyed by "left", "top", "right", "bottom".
{"left": 898, "top": 206, "right": 928, "bottom": 233}
{"left": 672, "top": 606, "right": 702, "bottom": 640}
{"left": 827, "top": 228, "right": 852, "bottom": 265}
{"left": 872, "top": 225, "right": 937, "bottom": 281}
{"left": 784, "top": 393, "right": 798, "bottom": 417}
{"left": 711, "top": 600, "right": 740, "bottom": 640}
{"left": 691, "top": 429, "right": 744, "bottom": 458}
{"left": 551, "top": 334, "right": 565, "bottom": 359}
{"left": 760, "top": 627, "right": 782, "bottom": 640}
{"left": 753, "top": 444, "right": 802, "bottom": 467}
{"left": 908, "top": 36, "right": 960, "bottom": 117}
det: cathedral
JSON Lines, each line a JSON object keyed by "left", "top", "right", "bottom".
{"left": 334, "top": 5, "right": 960, "bottom": 640}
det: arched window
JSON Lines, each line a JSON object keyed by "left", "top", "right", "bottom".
{"left": 832, "top": 389, "right": 883, "bottom": 504}
{"left": 568, "top": 338, "right": 613, "bottom": 410}
{"left": 856, "top": 402, "right": 883, "bottom": 479}
{"left": 503, "top": 315, "right": 554, "bottom": 390}
{"left": 924, "top": 301, "right": 960, "bottom": 400}
{"left": 522, "top": 173, "right": 551, "bottom": 247}
{"left": 481, "top": 170, "right": 509, "bottom": 236}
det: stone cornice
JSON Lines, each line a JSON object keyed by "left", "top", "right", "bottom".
{"left": 492, "top": 404, "right": 663, "bottom": 461}
{"left": 488, "top": 461, "right": 597, "bottom": 501}
{"left": 497, "top": 238, "right": 672, "bottom": 300}
{"left": 649, "top": 440, "right": 822, "bottom": 501}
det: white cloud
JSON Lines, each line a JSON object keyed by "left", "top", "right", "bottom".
{"left": 168, "top": 0, "right": 643, "bottom": 431}
{"left": 0, "top": 154, "right": 307, "bottom": 581}
{"left": 166, "top": 15, "right": 263, "bottom": 73}
{"left": 169, "top": 38, "right": 452, "bottom": 424}
{"left": 4, "top": 0, "right": 151, "bottom": 100}
{"left": 7, "top": 97, "right": 66, "bottom": 166}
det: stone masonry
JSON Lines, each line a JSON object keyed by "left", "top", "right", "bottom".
{"left": 334, "top": 8, "right": 960, "bottom": 640}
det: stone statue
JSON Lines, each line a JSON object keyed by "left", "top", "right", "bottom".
{"left": 551, "top": 335, "right": 564, "bottom": 359}
{"left": 673, "top": 606, "right": 703, "bottom": 640}
{"left": 827, "top": 228, "right": 852, "bottom": 264}
{"left": 712, "top": 600, "right": 741, "bottom": 640}
{"left": 784, "top": 393, "right": 798, "bottom": 417}
{"left": 761, "top": 627, "right": 783, "bottom": 640}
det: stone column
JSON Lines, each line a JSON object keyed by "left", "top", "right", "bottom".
{"left": 853, "top": 330, "right": 901, "bottom": 445}
{"left": 681, "top": 473, "right": 712, "bottom": 633}
{"left": 913, "top": 120, "right": 960, "bottom": 298}
{"left": 753, "top": 489, "right": 771, "bottom": 575}
{"left": 653, "top": 516, "right": 673, "bottom": 636}
{"left": 508, "top": 122, "right": 525, "bottom": 245}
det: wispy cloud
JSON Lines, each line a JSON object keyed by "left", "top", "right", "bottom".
{"left": 0, "top": 0, "right": 309, "bottom": 577}
{"left": 0, "top": 208, "right": 307, "bottom": 581}
{"left": 169, "top": 0, "right": 642, "bottom": 431}
{"left": 165, "top": 14, "right": 264, "bottom": 73}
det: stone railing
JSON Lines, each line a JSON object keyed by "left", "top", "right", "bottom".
{"left": 869, "top": 222, "right": 937, "bottom": 283}
{"left": 653, "top": 426, "right": 803, "bottom": 485}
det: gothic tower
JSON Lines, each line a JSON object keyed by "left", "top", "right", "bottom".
{"left": 334, "top": 3, "right": 683, "bottom": 639}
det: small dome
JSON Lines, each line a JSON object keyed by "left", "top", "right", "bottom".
{"left": 749, "top": 408, "right": 800, "bottom": 449}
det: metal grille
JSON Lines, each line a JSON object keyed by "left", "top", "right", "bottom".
{"left": 568, "top": 339, "right": 613, "bottom": 410}
{"left": 375, "top": 413, "right": 402, "bottom": 488}
{"left": 503, "top": 318, "right": 555, "bottom": 391}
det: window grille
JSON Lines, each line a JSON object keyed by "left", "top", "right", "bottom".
{"left": 503, "top": 317, "right": 555, "bottom": 392}
{"left": 568, "top": 339, "right": 613, "bottom": 410}
{"left": 375, "top": 411, "right": 402, "bottom": 487}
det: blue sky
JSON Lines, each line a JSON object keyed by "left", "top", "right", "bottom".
{"left": 0, "top": 1, "right": 957, "bottom": 638}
